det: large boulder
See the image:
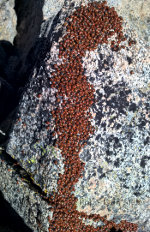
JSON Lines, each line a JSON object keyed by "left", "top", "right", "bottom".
{"left": 0, "top": 0, "right": 149, "bottom": 231}
{"left": 0, "top": 0, "right": 65, "bottom": 125}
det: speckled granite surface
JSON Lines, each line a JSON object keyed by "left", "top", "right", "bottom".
{"left": 107, "top": 0, "right": 150, "bottom": 43}
{"left": 0, "top": 152, "right": 53, "bottom": 232}
{"left": 4, "top": 0, "right": 150, "bottom": 231}
{"left": 0, "top": 0, "right": 65, "bottom": 43}
{"left": 0, "top": 0, "right": 17, "bottom": 43}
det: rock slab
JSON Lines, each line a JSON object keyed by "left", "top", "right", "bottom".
{"left": 1, "top": 0, "right": 150, "bottom": 231}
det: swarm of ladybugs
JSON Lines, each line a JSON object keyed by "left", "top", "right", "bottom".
{"left": 48, "top": 1, "right": 138, "bottom": 231}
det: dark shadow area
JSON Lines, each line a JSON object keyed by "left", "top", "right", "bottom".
{"left": 110, "top": 227, "right": 122, "bottom": 232}
{"left": 0, "top": 40, "right": 18, "bottom": 123}
{"left": 13, "top": 0, "right": 44, "bottom": 87}
{"left": 0, "top": 191, "right": 33, "bottom": 232}
{"left": 0, "top": 0, "right": 45, "bottom": 141}
{"left": 0, "top": 0, "right": 63, "bottom": 146}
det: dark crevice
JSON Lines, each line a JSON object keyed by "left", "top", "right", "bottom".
{"left": 0, "top": 0, "right": 45, "bottom": 132}
{"left": 0, "top": 191, "right": 33, "bottom": 232}
{"left": 0, "top": 151, "right": 49, "bottom": 201}
{"left": 0, "top": 3, "right": 63, "bottom": 147}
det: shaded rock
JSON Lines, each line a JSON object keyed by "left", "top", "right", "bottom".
{"left": 0, "top": 40, "right": 20, "bottom": 126}
{"left": 0, "top": 0, "right": 64, "bottom": 44}
{"left": 0, "top": 0, "right": 149, "bottom": 231}
{"left": 0, "top": 191, "right": 32, "bottom": 232}
{"left": 0, "top": 40, "right": 19, "bottom": 83}
{"left": 0, "top": 151, "right": 53, "bottom": 232}
{"left": 12, "top": 0, "right": 64, "bottom": 77}
{"left": 0, "top": 76, "right": 15, "bottom": 122}
{"left": 0, "top": 0, "right": 64, "bottom": 128}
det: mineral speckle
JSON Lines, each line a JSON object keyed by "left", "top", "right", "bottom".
{"left": 6, "top": 0, "right": 150, "bottom": 231}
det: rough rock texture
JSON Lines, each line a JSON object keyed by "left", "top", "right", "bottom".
{"left": 13, "top": 0, "right": 64, "bottom": 76}
{"left": 0, "top": 151, "right": 53, "bottom": 232}
{"left": 0, "top": 191, "right": 33, "bottom": 232}
{"left": 107, "top": 0, "right": 150, "bottom": 43}
{"left": 0, "top": 0, "right": 17, "bottom": 43}
{"left": 43, "top": 0, "right": 65, "bottom": 20}
{"left": 0, "top": 0, "right": 64, "bottom": 126}
{"left": 0, "top": 0, "right": 149, "bottom": 231}
{"left": 0, "top": 0, "right": 64, "bottom": 43}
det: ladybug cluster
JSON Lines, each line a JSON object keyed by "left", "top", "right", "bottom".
{"left": 48, "top": 1, "right": 138, "bottom": 231}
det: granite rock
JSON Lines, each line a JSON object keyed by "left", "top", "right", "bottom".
{"left": 0, "top": 0, "right": 17, "bottom": 43}
{"left": 0, "top": 0, "right": 65, "bottom": 126}
{"left": 0, "top": 151, "right": 53, "bottom": 232}
{"left": 0, "top": 0, "right": 64, "bottom": 43}
{"left": 2, "top": 0, "right": 150, "bottom": 231}
{"left": 107, "top": 0, "right": 150, "bottom": 43}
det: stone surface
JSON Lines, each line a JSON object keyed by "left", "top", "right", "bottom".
{"left": 0, "top": 0, "right": 149, "bottom": 231}
{"left": 0, "top": 0, "right": 17, "bottom": 43}
{"left": 0, "top": 151, "right": 53, "bottom": 232}
{"left": 0, "top": 0, "right": 64, "bottom": 43}
{"left": 107, "top": 0, "right": 150, "bottom": 43}
{"left": 0, "top": 0, "right": 65, "bottom": 125}
{"left": 0, "top": 191, "right": 32, "bottom": 232}
{"left": 42, "top": 0, "right": 65, "bottom": 20}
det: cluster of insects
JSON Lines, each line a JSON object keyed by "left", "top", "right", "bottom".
{"left": 48, "top": 1, "right": 138, "bottom": 231}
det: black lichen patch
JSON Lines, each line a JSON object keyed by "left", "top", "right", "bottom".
{"left": 97, "top": 166, "right": 103, "bottom": 173}
{"left": 128, "top": 103, "right": 137, "bottom": 112}
{"left": 89, "top": 76, "right": 96, "bottom": 82}
{"left": 133, "top": 192, "right": 141, "bottom": 197}
{"left": 98, "top": 54, "right": 114, "bottom": 72}
{"left": 106, "top": 149, "right": 113, "bottom": 156}
{"left": 113, "top": 137, "right": 122, "bottom": 148}
{"left": 96, "top": 134, "right": 101, "bottom": 141}
{"left": 104, "top": 85, "right": 115, "bottom": 98}
{"left": 101, "top": 122, "right": 106, "bottom": 130}
{"left": 145, "top": 102, "right": 150, "bottom": 111}
{"left": 94, "top": 110, "right": 104, "bottom": 126}
{"left": 114, "top": 137, "right": 119, "bottom": 143}
{"left": 126, "top": 130, "right": 134, "bottom": 143}
{"left": 123, "top": 184, "right": 129, "bottom": 189}
{"left": 94, "top": 81, "right": 131, "bottom": 130}
{"left": 99, "top": 173, "right": 106, "bottom": 179}
{"left": 116, "top": 123, "right": 122, "bottom": 129}
{"left": 80, "top": 149, "right": 91, "bottom": 162}
{"left": 85, "top": 150, "right": 92, "bottom": 162}
{"left": 105, "top": 157, "right": 111, "bottom": 163}
{"left": 98, "top": 60, "right": 104, "bottom": 72}
{"left": 140, "top": 155, "right": 150, "bottom": 168}
{"left": 92, "top": 171, "right": 96, "bottom": 177}
{"left": 96, "top": 89, "right": 103, "bottom": 98}
{"left": 114, "top": 158, "right": 120, "bottom": 167}
{"left": 126, "top": 56, "right": 133, "bottom": 65}
{"left": 138, "top": 119, "right": 146, "bottom": 129}
{"left": 99, "top": 53, "right": 103, "bottom": 60}
{"left": 144, "top": 136, "right": 149, "bottom": 145}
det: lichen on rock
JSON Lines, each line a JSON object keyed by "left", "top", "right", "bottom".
{"left": 3, "top": 0, "right": 150, "bottom": 231}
